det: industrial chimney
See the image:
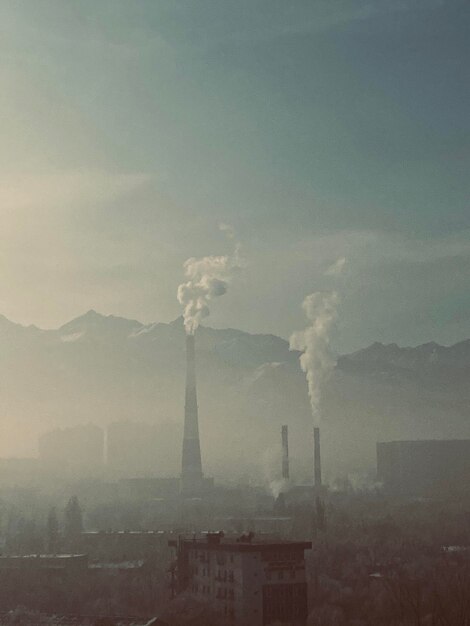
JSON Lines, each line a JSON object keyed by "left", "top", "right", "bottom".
{"left": 281, "top": 425, "right": 289, "bottom": 481}
{"left": 314, "top": 426, "right": 322, "bottom": 488}
{"left": 181, "top": 333, "right": 203, "bottom": 495}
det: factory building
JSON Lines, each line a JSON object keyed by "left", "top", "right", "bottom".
{"left": 170, "top": 532, "right": 311, "bottom": 626}
{"left": 377, "top": 439, "right": 470, "bottom": 496}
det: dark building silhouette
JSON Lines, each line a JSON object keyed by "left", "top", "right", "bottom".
{"left": 377, "top": 439, "right": 470, "bottom": 496}
{"left": 79, "top": 530, "right": 175, "bottom": 562}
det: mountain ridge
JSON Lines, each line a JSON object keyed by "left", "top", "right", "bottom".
{"left": 2, "top": 309, "right": 469, "bottom": 361}
{"left": 0, "top": 309, "right": 468, "bottom": 478}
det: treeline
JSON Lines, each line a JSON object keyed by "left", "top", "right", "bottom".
{"left": 306, "top": 492, "right": 470, "bottom": 625}
{"left": 2, "top": 496, "right": 83, "bottom": 555}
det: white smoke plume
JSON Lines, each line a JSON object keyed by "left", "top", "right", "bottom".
{"left": 177, "top": 227, "right": 242, "bottom": 335}
{"left": 325, "top": 256, "right": 346, "bottom": 276}
{"left": 261, "top": 445, "right": 289, "bottom": 498}
{"left": 289, "top": 291, "right": 339, "bottom": 426}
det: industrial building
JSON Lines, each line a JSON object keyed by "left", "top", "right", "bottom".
{"left": 377, "top": 439, "right": 470, "bottom": 496}
{"left": 170, "top": 532, "right": 311, "bottom": 626}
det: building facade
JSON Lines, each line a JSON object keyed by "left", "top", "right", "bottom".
{"left": 377, "top": 439, "right": 470, "bottom": 496}
{"left": 171, "top": 533, "right": 311, "bottom": 626}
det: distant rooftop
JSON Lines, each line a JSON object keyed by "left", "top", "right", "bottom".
{"left": 0, "top": 554, "right": 86, "bottom": 559}
{"left": 176, "top": 533, "right": 311, "bottom": 552}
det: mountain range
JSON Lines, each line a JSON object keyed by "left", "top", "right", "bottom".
{"left": 0, "top": 310, "right": 468, "bottom": 483}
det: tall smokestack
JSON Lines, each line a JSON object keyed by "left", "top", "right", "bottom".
{"left": 281, "top": 425, "right": 289, "bottom": 482}
{"left": 314, "top": 427, "right": 322, "bottom": 488}
{"left": 181, "top": 333, "right": 203, "bottom": 495}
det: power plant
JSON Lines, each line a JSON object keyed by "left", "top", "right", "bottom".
{"left": 180, "top": 334, "right": 323, "bottom": 497}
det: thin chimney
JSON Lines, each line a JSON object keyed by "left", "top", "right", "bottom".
{"left": 281, "top": 425, "right": 289, "bottom": 481}
{"left": 314, "top": 426, "right": 322, "bottom": 488}
{"left": 181, "top": 333, "right": 203, "bottom": 494}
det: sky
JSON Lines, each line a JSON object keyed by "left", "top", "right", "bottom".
{"left": 0, "top": 0, "right": 469, "bottom": 352}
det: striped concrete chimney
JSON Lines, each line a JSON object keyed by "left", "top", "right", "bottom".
{"left": 314, "top": 426, "right": 322, "bottom": 488}
{"left": 281, "top": 425, "right": 289, "bottom": 481}
{"left": 181, "top": 333, "right": 203, "bottom": 494}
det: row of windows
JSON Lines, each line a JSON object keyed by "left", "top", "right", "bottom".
{"left": 265, "top": 550, "right": 301, "bottom": 563}
{"left": 190, "top": 550, "right": 235, "bottom": 565}
{"left": 217, "top": 553, "right": 235, "bottom": 565}
{"left": 191, "top": 583, "right": 235, "bottom": 602}
{"left": 216, "top": 587, "right": 235, "bottom": 601}
{"left": 263, "top": 583, "right": 308, "bottom": 623}
{"left": 263, "top": 583, "right": 307, "bottom": 599}
{"left": 215, "top": 569, "right": 235, "bottom": 582}
{"left": 193, "top": 566, "right": 235, "bottom": 582}
{"left": 266, "top": 568, "right": 297, "bottom": 581}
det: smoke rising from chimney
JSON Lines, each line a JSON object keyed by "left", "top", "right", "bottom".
{"left": 325, "top": 256, "right": 346, "bottom": 276}
{"left": 261, "top": 444, "right": 288, "bottom": 499}
{"left": 177, "top": 226, "right": 243, "bottom": 335}
{"left": 289, "top": 291, "right": 339, "bottom": 426}
{"left": 289, "top": 257, "right": 345, "bottom": 424}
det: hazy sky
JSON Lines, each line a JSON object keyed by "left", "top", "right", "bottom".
{"left": 0, "top": 0, "right": 469, "bottom": 352}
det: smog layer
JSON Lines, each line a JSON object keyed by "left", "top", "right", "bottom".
{"left": 1, "top": 310, "right": 468, "bottom": 482}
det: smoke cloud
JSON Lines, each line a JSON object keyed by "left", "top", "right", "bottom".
{"left": 261, "top": 445, "right": 289, "bottom": 498}
{"left": 289, "top": 291, "right": 339, "bottom": 425}
{"left": 325, "top": 256, "right": 346, "bottom": 276}
{"left": 177, "top": 227, "right": 242, "bottom": 335}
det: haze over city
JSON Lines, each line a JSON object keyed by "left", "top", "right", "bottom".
{"left": 0, "top": 2, "right": 469, "bottom": 625}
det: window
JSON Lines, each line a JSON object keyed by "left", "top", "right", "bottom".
{"left": 262, "top": 583, "right": 308, "bottom": 624}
